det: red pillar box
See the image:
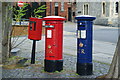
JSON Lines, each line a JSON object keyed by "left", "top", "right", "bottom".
{"left": 28, "top": 17, "right": 42, "bottom": 40}
{"left": 43, "top": 16, "right": 66, "bottom": 72}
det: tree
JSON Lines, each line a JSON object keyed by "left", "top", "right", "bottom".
{"left": 1, "top": 2, "right": 46, "bottom": 64}
{"left": 31, "top": 2, "right": 46, "bottom": 18}
{"left": 2, "top": 2, "right": 13, "bottom": 63}
{"left": 11, "top": 3, "right": 29, "bottom": 50}
{"left": 11, "top": 3, "right": 46, "bottom": 49}
{"left": 0, "top": 2, "right": 2, "bottom": 64}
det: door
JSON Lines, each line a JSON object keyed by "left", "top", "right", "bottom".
{"left": 55, "top": 7, "right": 58, "bottom": 16}
{"left": 68, "top": 7, "right": 72, "bottom": 21}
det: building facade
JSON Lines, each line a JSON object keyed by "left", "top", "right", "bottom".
{"left": 13, "top": 1, "right": 76, "bottom": 22}
{"left": 46, "top": 2, "right": 76, "bottom": 21}
{"left": 76, "top": 0, "right": 119, "bottom": 27}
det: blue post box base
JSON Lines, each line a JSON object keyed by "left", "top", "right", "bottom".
{"left": 44, "top": 59, "right": 63, "bottom": 72}
{"left": 77, "top": 62, "right": 93, "bottom": 75}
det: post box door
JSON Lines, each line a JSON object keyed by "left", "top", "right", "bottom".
{"left": 28, "top": 18, "right": 42, "bottom": 40}
{"left": 45, "top": 22, "right": 63, "bottom": 60}
{"left": 77, "top": 21, "right": 93, "bottom": 63}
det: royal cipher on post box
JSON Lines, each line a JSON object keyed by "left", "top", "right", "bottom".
{"left": 28, "top": 17, "right": 42, "bottom": 40}
{"left": 43, "top": 16, "right": 66, "bottom": 72}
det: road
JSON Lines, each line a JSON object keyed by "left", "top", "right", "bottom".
{"left": 13, "top": 21, "right": 119, "bottom": 43}
{"left": 64, "top": 22, "right": 119, "bottom": 44}
{"left": 93, "top": 25, "right": 119, "bottom": 43}
{"left": 11, "top": 21, "right": 118, "bottom": 64}
{"left": 63, "top": 22, "right": 118, "bottom": 64}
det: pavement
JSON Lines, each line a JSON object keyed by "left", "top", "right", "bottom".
{"left": 2, "top": 36, "right": 110, "bottom": 78}
{"left": 2, "top": 22, "right": 118, "bottom": 78}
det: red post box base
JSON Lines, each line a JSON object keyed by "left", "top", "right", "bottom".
{"left": 44, "top": 59, "right": 63, "bottom": 72}
{"left": 76, "top": 63, "right": 93, "bottom": 75}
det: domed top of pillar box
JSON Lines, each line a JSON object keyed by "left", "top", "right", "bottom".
{"left": 75, "top": 15, "right": 96, "bottom": 21}
{"left": 43, "top": 16, "right": 66, "bottom": 21}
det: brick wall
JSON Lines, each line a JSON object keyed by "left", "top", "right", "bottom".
{"left": 13, "top": 2, "right": 76, "bottom": 21}
{"left": 46, "top": 2, "right": 76, "bottom": 21}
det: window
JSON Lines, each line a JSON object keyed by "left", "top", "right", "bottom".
{"left": 83, "top": 4, "right": 89, "bottom": 15}
{"left": 55, "top": 2, "right": 58, "bottom": 16}
{"left": 55, "top": 2, "right": 58, "bottom": 7}
{"left": 115, "top": 2, "right": 119, "bottom": 13}
{"left": 102, "top": 2, "right": 105, "bottom": 15}
{"left": 61, "top": 1, "right": 64, "bottom": 11}
{"left": 68, "top": 0, "right": 71, "bottom": 4}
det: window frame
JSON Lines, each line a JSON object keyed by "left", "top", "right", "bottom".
{"left": 114, "top": 1, "right": 119, "bottom": 15}
{"left": 102, "top": 1, "right": 106, "bottom": 16}
{"left": 83, "top": 3, "right": 89, "bottom": 15}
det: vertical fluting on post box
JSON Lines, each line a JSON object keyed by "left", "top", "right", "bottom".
{"left": 43, "top": 16, "right": 66, "bottom": 72}
{"left": 75, "top": 15, "right": 96, "bottom": 75}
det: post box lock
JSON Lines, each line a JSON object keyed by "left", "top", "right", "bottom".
{"left": 48, "top": 45, "right": 52, "bottom": 49}
{"left": 45, "top": 25, "right": 54, "bottom": 28}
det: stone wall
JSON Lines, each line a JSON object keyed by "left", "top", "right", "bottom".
{"left": 76, "top": 1, "right": 119, "bottom": 27}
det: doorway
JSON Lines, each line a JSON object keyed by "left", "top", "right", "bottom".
{"left": 68, "top": 7, "right": 72, "bottom": 21}
{"left": 55, "top": 7, "right": 58, "bottom": 16}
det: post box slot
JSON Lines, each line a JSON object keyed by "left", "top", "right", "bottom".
{"left": 30, "top": 23, "right": 32, "bottom": 30}
{"left": 45, "top": 25, "right": 54, "bottom": 28}
{"left": 79, "top": 23, "right": 86, "bottom": 25}
{"left": 34, "top": 23, "right": 36, "bottom": 31}
{"left": 78, "top": 25, "right": 85, "bottom": 27}
{"left": 78, "top": 21, "right": 86, "bottom": 26}
{"left": 79, "top": 27, "right": 86, "bottom": 30}
{"left": 29, "top": 21, "right": 36, "bottom": 31}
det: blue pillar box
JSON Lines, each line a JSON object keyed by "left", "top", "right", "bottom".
{"left": 75, "top": 15, "right": 96, "bottom": 75}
